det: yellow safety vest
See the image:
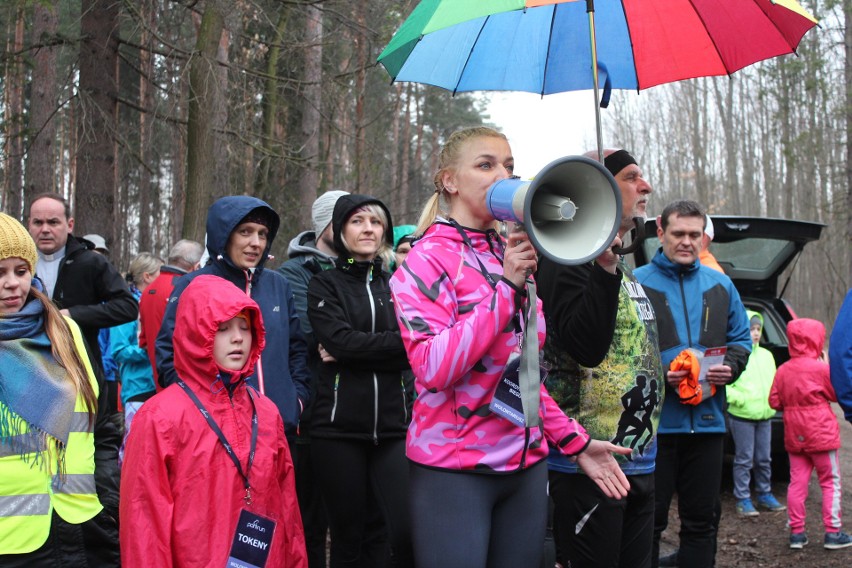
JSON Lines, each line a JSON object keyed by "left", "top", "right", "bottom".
{"left": 0, "top": 317, "right": 103, "bottom": 554}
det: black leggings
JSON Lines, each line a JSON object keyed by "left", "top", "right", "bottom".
{"left": 409, "top": 459, "right": 548, "bottom": 568}
{"left": 311, "top": 437, "right": 412, "bottom": 568}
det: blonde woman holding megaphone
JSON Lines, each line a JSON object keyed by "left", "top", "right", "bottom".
{"left": 389, "top": 126, "right": 631, "bottom": 568}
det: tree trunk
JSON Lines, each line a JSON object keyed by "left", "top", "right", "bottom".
{"left": 75, "top": 0, "right": 120, "bottom": 240}
{"left": 26, "top": 1, "right": 59, "bottom": 211}
{"left": 255, "top": 7, "right": 287, "bottom": 203}
{"left": 3, "top": 3, "right": 25, "bottom": 218}
{"left": 389, "top": 84, "right": 402, "bottom": 216}
{"left": 412, "top": 86, "right": 424, "bottom": 219}
{"left": 137, "top": 0, "right": 156, "bottom": 252}
{"left": 713, "top": 78, "right": 740, "bottom": 214}
{"left": 846, "top": 0, "right": 852, "bottom": 284}
{"left": 184, "top": 7, "right": 226, "bottom": 242}
{"left": 778, "top": 63, "right": 795, "bottom": 220}
{"left": 297, "top": 3, "right": 322, "bottom": 226}
{"left": 686, "top": 80, "right": 709, "bottom": 207}
{"left": 212, "top": 23, "right": 230, "bottom": 201}
{"left": 353, "top": 2, "right": 367, "bottom": 193}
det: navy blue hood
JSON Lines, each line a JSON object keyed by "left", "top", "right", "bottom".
{"left": 206, "top": 196, "right": 280, "bottom": 270}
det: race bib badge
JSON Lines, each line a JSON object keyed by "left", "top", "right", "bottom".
{"left": 489, "top": 352, "right": 548, "bottom": 427}
{"left": 227, "top": 509, "right": 276, "bottom": 568}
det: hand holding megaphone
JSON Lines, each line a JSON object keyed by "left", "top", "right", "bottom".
{"left": 504, "top": 225, "right": 538, "bottom": 288}
{"left": 597, "top": 234, "right": 623, "bottom": 274}
{"left": 610, "top": 217, "right": 646, "bottom": 256}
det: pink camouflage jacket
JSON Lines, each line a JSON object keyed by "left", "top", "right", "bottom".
{"left": 389, "top": 220, "right": 591, "bottom": 472}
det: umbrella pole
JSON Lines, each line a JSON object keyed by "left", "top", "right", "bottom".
{"left": 586, "top": 0, "right": 604, "bottom": 164}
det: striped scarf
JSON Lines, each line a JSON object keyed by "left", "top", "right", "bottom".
{"left": 0, "top": 294, "right": 76, "bottom": 469}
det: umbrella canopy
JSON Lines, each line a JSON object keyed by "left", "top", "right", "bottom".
{"left": 378, "top": 0, "right": 818, "bottom": 95}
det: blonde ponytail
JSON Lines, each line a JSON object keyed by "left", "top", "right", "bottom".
{"left": 414, "top": 192, "right": 442, "bottom": 237}
{"left": 33, "top": 288, "right": 98, "bottom": 426}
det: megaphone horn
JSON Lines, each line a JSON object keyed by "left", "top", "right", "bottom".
{"left": 486, "top": 156, "right": 623, "bottom": 266}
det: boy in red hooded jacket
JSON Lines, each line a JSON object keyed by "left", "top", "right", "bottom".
{"left": 769, "top": 318, "right": 851, "bottom": 551}
{"left": 120, "top": 275, "right": 307, "bottom": 567}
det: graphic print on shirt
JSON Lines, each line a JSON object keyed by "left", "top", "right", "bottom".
{"left": 545, "top": 273, "right": 664, "bottom": 464}
{"left": 611, "top": 374, "right": 659, "bottom": 456}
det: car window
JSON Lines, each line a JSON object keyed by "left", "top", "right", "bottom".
{"left": 710, "top": 238, "right": 797, "bottom": 281}
{"left": 754, "top": 310, "right": 786, "bottom": 347}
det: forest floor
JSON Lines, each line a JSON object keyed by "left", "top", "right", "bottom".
{"left": 659, "top": 405, "right": 852, "bottom": 567}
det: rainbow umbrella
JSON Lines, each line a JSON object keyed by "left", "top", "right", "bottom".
{"left": 378, "top": 0, "right": 818, "bottom": 157}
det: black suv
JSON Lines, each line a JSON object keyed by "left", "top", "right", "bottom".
{"left": 633, "top": 215, "right": 825, "bottom": 477}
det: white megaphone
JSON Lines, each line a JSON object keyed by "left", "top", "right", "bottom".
{"left": 486, "top": 156, "right": 622, "bottom": 265}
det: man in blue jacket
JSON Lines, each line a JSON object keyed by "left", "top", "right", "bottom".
{"left": 830, "top": 288, "right": 852, "bottom": 425}
{"left": 635, "top": 200, "right": 751, "bottom": 568}
{"left": 156, "top": 196, "right": 311, "bottom": 439}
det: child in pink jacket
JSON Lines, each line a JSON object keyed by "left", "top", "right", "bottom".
{"left": 769, "top": 318, "right": 851, "bottom": 550}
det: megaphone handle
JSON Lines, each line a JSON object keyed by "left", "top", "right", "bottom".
{"left": 611, "top": 217, "right": 645, "bottom": 256}
{"left": 509, "top": 222, "right": 536, "bottom": 278}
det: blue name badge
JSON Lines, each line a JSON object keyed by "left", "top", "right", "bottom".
{"left": 227, "top": 509, "right": 276, "bottom": 568}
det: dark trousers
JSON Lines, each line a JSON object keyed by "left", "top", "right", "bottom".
{"left": 311, "top": 437, "right": 412, "bottom": 568}
{"left": 294, "top": 441, "right": 330, "bottom": 568}
{"left": 0, "top": 509, "right": 120, "bottom": 567}
{"left": 652, "top": 433, "right": 724, "bottom": 568}
{"left": 550, "top": 471, "right": 655, "bottom": 568}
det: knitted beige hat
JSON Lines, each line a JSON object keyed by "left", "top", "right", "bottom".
{"left": 0, "top": 212, "right": 38, "bottom": 273}
{"left": 312, "top": 190, "right": 349, "bottom": 237}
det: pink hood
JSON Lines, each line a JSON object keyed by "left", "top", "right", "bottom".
{"left": 173, "top": 275, "right": 266, "bottom": 389}
{"left": 786, "top": 318, "right": 824, "bottom": 360}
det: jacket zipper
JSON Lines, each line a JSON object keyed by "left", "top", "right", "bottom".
{"left": 678, "top": 272, "right": 696, "bottom": 433}
{"left": 366, "top": 265, "right": 379, "bottom": 444}
{"left": 331, "top": 373, "right": 340, "bottom": 422}
{"left": 401, "top": 379, "right": 408, "bottom": 423}
{"left": 243, "top": 268, "right": 266, "bottom": 395}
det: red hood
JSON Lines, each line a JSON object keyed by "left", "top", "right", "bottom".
{"left": 173, "top": 275, "right": 265, "bottom": 389}
{"left": 786, "top": 318, "right": 824, "bottom": 359}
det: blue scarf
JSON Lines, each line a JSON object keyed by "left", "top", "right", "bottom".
{"left": 0, "top": 291, "right": 76, "bottom": 468}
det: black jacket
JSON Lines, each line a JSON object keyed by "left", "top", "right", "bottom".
{"left": 277, "top": 231, "right": 336, "bottom": 437}
{"left": 537, "top": 257, "right": 622, "bottom": 368}
{"left": 50, "top": 236, "right": 138, "bottom": 367}
{"left": 306, "top": 195, "right": 413, "bottom": 441}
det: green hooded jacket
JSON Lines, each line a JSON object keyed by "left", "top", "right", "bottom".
{"left": 725, "top": 310, "right": 777, "bottom": 421}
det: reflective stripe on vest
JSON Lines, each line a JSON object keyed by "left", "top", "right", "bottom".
{"left": 0, "top": 494, "right": 51, "bottom": 517}
{"left": 52, "top": 473, "right": 97, "bottom": 495}
{"left": 69, "top": 411, "right": 91, "bottom": 433}
{"left": 0, "top": 411, "right": 91, "bottom": 458}
{"left": 0, "top": 435, "right": 40, "bottom": 458}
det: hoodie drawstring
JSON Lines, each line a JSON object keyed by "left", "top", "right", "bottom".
{"left": 244, "top": 267, "right": 265, "bottom": 395}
